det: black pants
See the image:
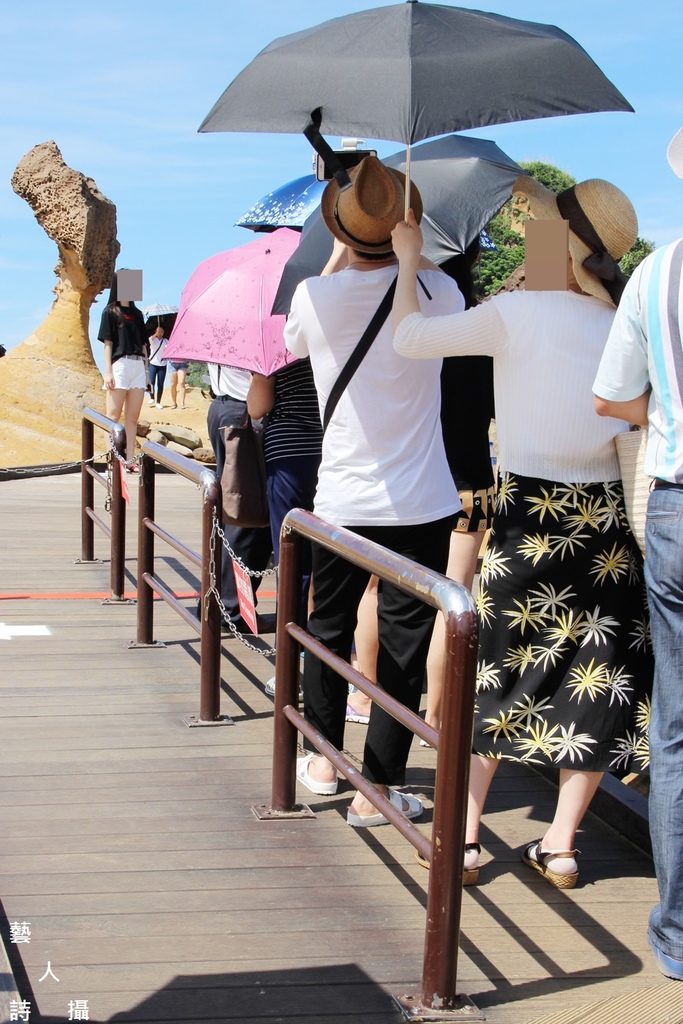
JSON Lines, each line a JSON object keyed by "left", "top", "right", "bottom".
{"left": 303, "top": 515, "right": 454, "bottom": 785}
{"left": 207, "top": 395, "right": 272, "bottom": 626}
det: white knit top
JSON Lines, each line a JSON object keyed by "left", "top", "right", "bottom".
{"left": 394, "top": 290, "right": 629, "bottom": 483}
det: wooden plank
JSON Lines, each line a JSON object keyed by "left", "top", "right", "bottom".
{"left": 0, "top": 474, "right": 662, "bottom": 1024}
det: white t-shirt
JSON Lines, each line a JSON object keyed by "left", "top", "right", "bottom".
{"left": 148, "top": 336, "right": 168, "bottom": 366}
{"left": 394, "top": 289, "right": 628, "bottom": 483}
{"left": 208, "top": 363, "right": 250, "bottom": 400}
{"left": 284, "top": 265, "right": 462, "bottom": 526}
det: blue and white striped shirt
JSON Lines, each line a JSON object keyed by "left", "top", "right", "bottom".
{"left": 594, "top": 239, "right": 683, "bottom": 483}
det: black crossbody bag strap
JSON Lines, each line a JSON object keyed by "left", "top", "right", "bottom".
{"left": 322, "top": 277, "right": 397, "bottom": 434}
{"left": 321, "top": 274, "right": 431, "bottom": 434}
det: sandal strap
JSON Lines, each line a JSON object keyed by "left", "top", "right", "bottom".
{"left": 535, "top": 841, "right": 578, "bottom": 866}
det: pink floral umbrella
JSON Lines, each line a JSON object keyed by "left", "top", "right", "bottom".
{"left": 164, "top": 227, "right": 300, "bottom": 377}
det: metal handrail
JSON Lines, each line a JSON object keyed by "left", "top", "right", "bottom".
{"left": 133, "top": 440, "right": 226, "bottom": 726}
{"left": 264, "top": 508, "right": 481, "bottom": 1021}
{"left": 79, "top": 408, "right": 128, "bottom": 601}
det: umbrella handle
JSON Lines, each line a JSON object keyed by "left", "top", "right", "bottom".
{"left": 404, "top": 144, "right": 411, "bottom": 221}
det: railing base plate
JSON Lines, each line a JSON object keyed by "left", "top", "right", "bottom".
{"left": 102, "top": 597, "right": 136, "bottom": 605}
{"left": 392, "top": 993, "right": 484, "bottom": 1021}
{"left": 74, "top": 558, "right": 104, "bottom": 564}
{"left": 251, "top": 803, "right": 317, "bottom": 820}
{"left": 182, "top": 714, "right": 234, "bottom": 728}
{"left": 127, "top": 640, "right": 167, "bottom": 649}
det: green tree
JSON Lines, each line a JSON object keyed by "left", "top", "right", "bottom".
{"left": 476, "top": 243, "right": 525, "bottom": 296}
{"left": 620, "top": 237, "right": 655, "bottom": 277}
{"left": 187, "top": 361, "right": 209, "bottom": 388}
{"left": 517, "top": 160, "right": 575, "bottom": 193}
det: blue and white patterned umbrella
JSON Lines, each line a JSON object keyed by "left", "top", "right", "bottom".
{"left": 141, "top": 303, "right": 179, "bottom": 322}
{"left": 236, "top": 174, "right": 326, "bottom": 232}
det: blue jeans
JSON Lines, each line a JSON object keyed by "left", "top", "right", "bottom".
{"left": 148, "top": 363, "right": 167, "bottom": 403}
{"left": 645, "top": 485, "right": 683, "bottom": 972}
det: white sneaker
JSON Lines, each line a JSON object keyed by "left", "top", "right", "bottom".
{"left": 264, "top": 676, "right": 304, "bottom": 701}
{"left": 156, "top": 403, "right": 163, "bottom": 409}
{"left": 148, "top": 399, "right": 155, "bottom": 406}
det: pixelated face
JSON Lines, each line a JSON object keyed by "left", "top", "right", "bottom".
{"left": 118, "top": 269, "right": 143, "bottom": 301}
{"left": 525, "top": 220, "right": 569, "bottom": 292}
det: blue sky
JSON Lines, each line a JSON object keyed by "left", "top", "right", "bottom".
{"left": 2, "top": 0, "right": 682, "bottom": 370}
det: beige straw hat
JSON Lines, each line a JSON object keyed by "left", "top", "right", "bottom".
{"left": 512, "top": 175, "right": 637, "bottom": 306}
{"left": 321, "top": 155, "right": 423, "bottom": 254}
{"left": 667, "top": 127, "right": 683, "bottom": 179}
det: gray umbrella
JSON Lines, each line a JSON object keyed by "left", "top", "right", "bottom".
{"left": 271, "top": 133, "right": 523, "bottom": 314}
{"left": 199, "top": 2, "right": 632, "bottom": 144}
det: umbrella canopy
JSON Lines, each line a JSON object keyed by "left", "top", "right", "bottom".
{"left": 272, "top": 134, "right": 522, "bottom": 314}
{"left": 141, "top": 303, "right": 179, "bottom": 335}
{"left": 236, "top": 174, "right": 326, "bottom": 232}
{"left": 142, "top": 303, "right": 179, "bottom": 321}
{"left": 164, "top": 228, "right": 300, "bottom": 377}
{"left": 199, "top": 2, "right": 633, "bottom": 145}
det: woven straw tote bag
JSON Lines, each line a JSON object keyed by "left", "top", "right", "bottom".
{"left": 615, "top": 427, "right": 651, "bottom": 555}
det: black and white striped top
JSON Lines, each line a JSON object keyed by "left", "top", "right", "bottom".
{"left": 263, "top": 359, "right": 323, "bottom": 463}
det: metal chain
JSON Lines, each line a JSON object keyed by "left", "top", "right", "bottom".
{"left": 204, "top": 516, "right": 277, "bottom": 657}
{"left": 108, "top": 438, "right": 142, "bottom": 471}
{"left": 0, "top": 452, "right": 109, "bottom": 476}
{"left": 104, "top": 452, "right": 113, "bottom": 513}
{"left": 213, "top": 514, "right": 277, "bottom": 578}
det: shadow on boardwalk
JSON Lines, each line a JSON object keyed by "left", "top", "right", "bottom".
{"left": 0, "top": 475, "right": 681, "bottom": 1024}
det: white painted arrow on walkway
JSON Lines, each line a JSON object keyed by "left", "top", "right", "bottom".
{"left": 0, "top": 623, "right": 51, "bottom": 640}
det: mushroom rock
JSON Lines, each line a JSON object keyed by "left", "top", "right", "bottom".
{"left": 1, "top": 141, "right": 120, "bottom": 467}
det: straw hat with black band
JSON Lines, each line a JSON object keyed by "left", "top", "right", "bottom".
{"left": 668, "top": 127, "right": 683, "bottom": 179}
{"left": 512, "top": 175, "right": 638, "bottom": 307}
{"left": 321, "top": 155, "right": 423, "bottom": 255}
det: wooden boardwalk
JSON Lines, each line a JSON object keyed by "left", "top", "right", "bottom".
{"left": 1, "top": 473, "right": 682, "bottom": 1024}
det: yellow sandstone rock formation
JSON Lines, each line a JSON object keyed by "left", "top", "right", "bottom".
{"left": 2, "top": 141, "right": 119, "bottom": 467}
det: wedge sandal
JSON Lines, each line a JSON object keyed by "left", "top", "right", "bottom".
{"left": 415, "top": 841, "right": 481, "bottom": 886}
{"left": 522, "top": 839, "right": 579, "bottom": 889}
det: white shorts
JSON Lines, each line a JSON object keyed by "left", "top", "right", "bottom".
{"left": 102, "top": 355, "right": 147, "bottom": 391}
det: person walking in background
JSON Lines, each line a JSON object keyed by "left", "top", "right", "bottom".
{"left": 98, "top": 271, "right": 149, "bottom": 466}
{"left": 206, "top": 362, "right": 272, "bottom": 634}
{"left": 168, "top": 359, "right": 189, "bottom": 410}
{"left": 285, "top": 156, "right": 462, "bottom": 827}
{"left": 593, "top": 127, "right": 683, "bottom": 980}
{"left": 392, "top": 174, "right": 653, "bottom": 887}
{"left": 147, "top": 326, "right": 168, "bottom": 409}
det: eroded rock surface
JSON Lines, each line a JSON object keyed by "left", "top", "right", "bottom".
{"left": 2, "top": 142, "right": 119, "bottom": 466}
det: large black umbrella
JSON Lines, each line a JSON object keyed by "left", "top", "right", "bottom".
{"left": 271, "top": 133, "right": 523, "bottom": 314}
{"left": 199, "top": 2, "right": 633, "bottom": 144}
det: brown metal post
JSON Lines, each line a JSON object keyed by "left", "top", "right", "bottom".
{"left": 271, "top": 526, "right": 304, "bottom": 812}
{"left": 136, "top": 452, "right": 155, "bottom": 643}
{"left": 198, "top": 475, "right": 223, "bottom": 722}
{"left": 81, "top": 418, "right": 95, "bottom": 561}
{"left": 420, "top": 605, "right": 479, "bottom": 1010}
{"left": 110, "top": 424, "right": 127, "bottom": 600}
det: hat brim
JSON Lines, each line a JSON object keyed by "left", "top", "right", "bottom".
{"left": 667, "top": 127, "right": 683, "bottom": 180}
{"left": 512, "top": 174, "right": 613, "bottom": 306}
{"left": 321, "top": 164, "right": 423, "bottom": 254}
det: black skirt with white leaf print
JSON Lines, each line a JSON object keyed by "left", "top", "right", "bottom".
{"left": 474, "top": 473, "right": 652, "bottom": 773}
